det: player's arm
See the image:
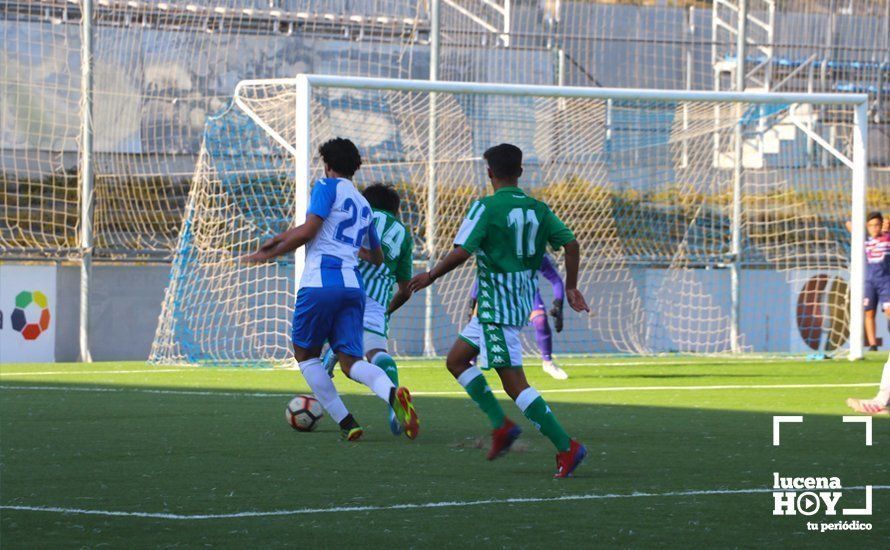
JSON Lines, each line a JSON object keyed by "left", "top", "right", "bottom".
{"left": 244, "top": 216, "right": 323, "bottom": 262}
{"left": 388, "top": 239, "right": 415, "bottom": 314}
{"left": 562, "top": 239, "right": 589, "bottom": 313}
{"left": 544, "top": 209, "right": 589, "bottom": 313}
{"left": 409, "top": 246, "right": 472, "bottom": 292}
{"left": 360, "top": 214, "right": 384, "bottom": 266}
{"left": 359, "top": 245, "right": 384, "bottom": 266}
{"left": 246, "top": 178, "right": 335, "bottom": 263}
{"left": 410, "top": 199, "right": 485, "bottom": 292}
{"left": 387, "top": 281, "right": 412, "bottom": 315}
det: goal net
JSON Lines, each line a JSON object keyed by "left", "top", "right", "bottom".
{"left": 150, "top": 75, "right": 867, "bottom": 365}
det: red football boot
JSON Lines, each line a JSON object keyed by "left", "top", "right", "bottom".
{"left": 554, "top": 439, "right": 587, "bottom": 478}
{"left": 487, "top": 418, "right": 522, "bottom": 460}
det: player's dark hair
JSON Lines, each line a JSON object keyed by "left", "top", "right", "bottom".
{"left": 483, "top": 143, "right": 523, "bottom": 180}
{"left": 363, "top": 183, "right": 400, "bottom": 215}
{"left": 318, "top": 138, "right": 362, "bottom": 177}
{"left": 868, "top": 211, "right": 883, "bottom": 223}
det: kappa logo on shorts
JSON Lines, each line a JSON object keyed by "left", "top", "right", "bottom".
{"left": 488, "top": 333, "right": 503, "bottom": 343}
{"left": 490, "top": 344, "right": 506, "bottom": 354}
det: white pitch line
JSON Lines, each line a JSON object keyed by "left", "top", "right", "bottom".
{"left": 2, "top": 486, "right": 887, "bottom": 520}
{"left": 392, "top": 358, "right": 798, "bottom": 369}
{"left": 0, "top": 369, "right": 188, "bottom": 377}
{"left": 0, "top": 385, "right": 290, "bottom": 398}
{"left": 526, "top": 358, "right": 798, "bottom": 367}
{"left": 412, "top": 382, "right": 880, "bottom": 396}
{"left": 0, "top": 382, "right": 878, "bottom": 399}
{"left": 0, "top": 357, "right": 821, "bottom": 377}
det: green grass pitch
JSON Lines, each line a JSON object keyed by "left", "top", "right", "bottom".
{"left": 1, "top": 355, "right": 888, "bottom": 547}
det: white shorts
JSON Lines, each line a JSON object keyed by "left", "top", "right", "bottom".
{"left": 459, "top": 317, "right": 523, "bottom": 369}
{"left": 363, "top": 297, "right": 389, "bottom": 353}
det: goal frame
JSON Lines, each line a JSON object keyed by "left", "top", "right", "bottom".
{"left": 232, "top": 74, "right": 869, "bottom": 360}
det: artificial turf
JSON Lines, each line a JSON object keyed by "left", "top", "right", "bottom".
{"left": 0, "top": 356, "right": 887, "bottom": 547}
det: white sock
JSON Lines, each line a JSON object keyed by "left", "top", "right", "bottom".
{"left": 456, "top": 366, "right": 484, "bottom": 388}
{"left": 876, "top": 357, "right": 890, "bottom": 405}
{"left": 298, "top": 358, "right": 349, "bottom": 423}
{"left": 348, "top": 360, "right": 396, "bottom": 403}
{"left": 515, "top": 387, "right": 541, "bottom": 413}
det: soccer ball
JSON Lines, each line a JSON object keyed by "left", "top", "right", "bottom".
{"left": 286, "top": 395, "right": 324, "bottom": 432}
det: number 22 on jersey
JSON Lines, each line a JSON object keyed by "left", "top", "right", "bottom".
{"left": 334, "top": 198, "right": 371, "bottom": 248}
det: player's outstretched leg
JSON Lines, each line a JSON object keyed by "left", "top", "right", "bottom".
{"left": 497, "top": 368, "right": 586, "bottom": 478}
{"left": 446, "top": 338, "right": 521, "bottom": 460}
{"left": 846, "top": 354, "right": 890, "bottom": 415}
{"left": 295, "top": 355, "right": 362, "bottom": 441}
{"left": 368, "top": 350, "right": 403, "bottom": 436}
{"left": 532, "top": 311, "right": 567, "bottom": 380}
{"left": 343, "top": 355, "right": 419, "bottom": 439}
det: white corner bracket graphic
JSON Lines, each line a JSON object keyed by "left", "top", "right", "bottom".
{"left": 842, "top": 416, "right": 873, "bottom": 446}
{"left": 772, "top": 416, "right": 804, "bottom": 446}
{"left": 843, "top": 486, "right": 873, "bottom": 516}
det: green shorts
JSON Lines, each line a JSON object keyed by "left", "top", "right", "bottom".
{"left": 459, "top": 317, "right": 523, "bottom": 369}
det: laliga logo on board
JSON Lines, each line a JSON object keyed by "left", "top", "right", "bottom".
{"left": 9, "top": 290, "right": 52, "bottom": 341}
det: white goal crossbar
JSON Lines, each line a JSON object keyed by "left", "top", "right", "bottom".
{"left": 231, "top": 74, "right": 868, "bottom": 360}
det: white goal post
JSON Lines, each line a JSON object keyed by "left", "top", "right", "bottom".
{"left": 151, "top": 74, "right": 868, "bottom": 365}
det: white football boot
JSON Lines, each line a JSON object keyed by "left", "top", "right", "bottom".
{"left": 543, "top": 359, "right": 569, "bottom": 380}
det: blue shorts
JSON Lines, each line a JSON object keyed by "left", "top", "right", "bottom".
{"left": 864, "top": 279, "right": 890, "bottom": 312}
{"left": 292, "top": 286, "right": 365, "bottom": 357}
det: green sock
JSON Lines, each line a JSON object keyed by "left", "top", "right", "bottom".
{"left": 519, "top": 390, "right": 571, "bottom": 452}
{"left": 458, "top": 369, "right": 505, "bottom": 429}
{"left": 372, "top": 352, "right": 399, "bottom": 386}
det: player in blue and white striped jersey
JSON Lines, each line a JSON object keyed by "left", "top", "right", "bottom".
{"left": 245, "top": 138, "right": 419, "bottom": 441}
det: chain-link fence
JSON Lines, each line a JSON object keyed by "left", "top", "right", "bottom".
{"left": 2, "top": 0, "right": 888, "bottom": 263}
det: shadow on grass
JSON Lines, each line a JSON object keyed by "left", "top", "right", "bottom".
{"left": 0, "top": 378, "right": 887, "bottom": 546}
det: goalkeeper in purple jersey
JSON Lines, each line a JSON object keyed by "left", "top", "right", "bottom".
{"left": 468, "top": 254, "right": 569, "bottom": 379}
{"left": 845, "top": 212, "right": 890, "bottom": 416}
{"left": 846, "top": 212, "right": 890, "bottom": 351}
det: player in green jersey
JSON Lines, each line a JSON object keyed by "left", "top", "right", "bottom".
{"left": 322, "top": 184, "right": 414, "bottom": 435}
{"left": 410, "top": 143, "right": 590, "bottom": 478}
